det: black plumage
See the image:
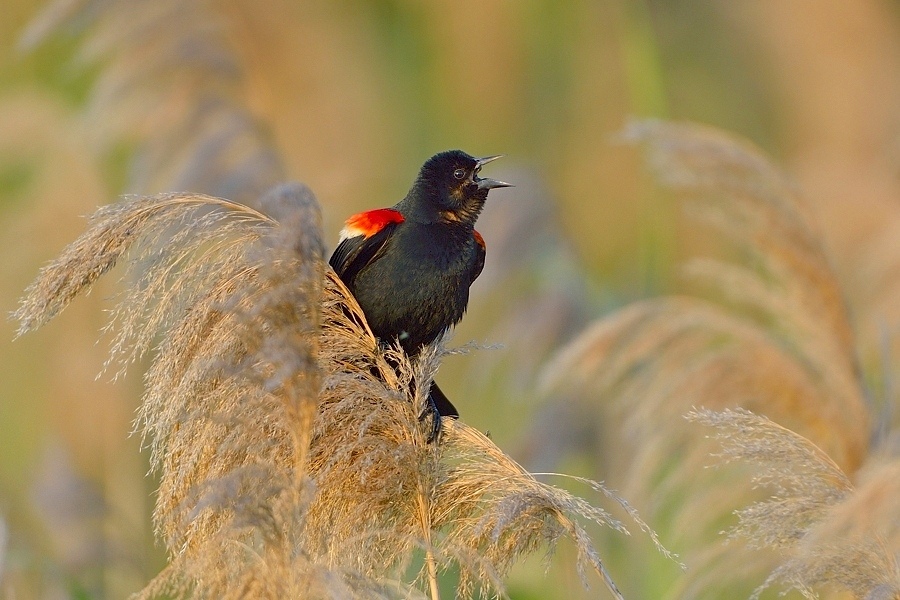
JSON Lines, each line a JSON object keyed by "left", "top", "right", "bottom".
{"left": 329, "top": 149, "right": 510, "bottom": 440}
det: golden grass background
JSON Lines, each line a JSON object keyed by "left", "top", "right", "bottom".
{"left": 2, "top": 1, "right": 900, "bottom": 598}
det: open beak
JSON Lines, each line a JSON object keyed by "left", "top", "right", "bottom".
{"left": 474, "top": 155, "right": 513, "bottom": 190}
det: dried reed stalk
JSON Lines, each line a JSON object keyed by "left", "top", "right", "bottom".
{"left": 14, "top": 183, "right": 662, "bottom": 598}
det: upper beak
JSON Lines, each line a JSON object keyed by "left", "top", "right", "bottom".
{"left": 474, "top": 155, "right": 513, "bottom": 190}
{"left": 476, "top": 154, "right": 504, "bottom": 167}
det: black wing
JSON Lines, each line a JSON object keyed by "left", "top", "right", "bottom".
{"left": 329, "top": 222, "right": 400, "bottom": 286}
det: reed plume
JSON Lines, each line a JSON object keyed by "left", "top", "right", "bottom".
{"left": 689, "top": 408, "right": 900, "bottom": 600}
{"left": 14, "top": 180, "right": 663, "bottom": 598}
{"left": 21, "top": 0, "right": 285, "bottom": 203}
{"left": 537, "top": 120, "right": 895, "bottom": 598}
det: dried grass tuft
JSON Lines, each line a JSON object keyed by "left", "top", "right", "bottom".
{"left": 14, "top": 183, "right": 658, "bottom": 598}
{"left": 536, "top": 120, "right": 885, "bottom": 596}
{"left": 686, "top": 407, "right": 852, "bottom": 551}
{"left": 540, "top": 122, "right": 869, "bottom": 485}
{"left": 690, "top": 407, "right": 900, "bottom": 600}
{"left": 22, "top": 0, "right": 285, "bottom": 203}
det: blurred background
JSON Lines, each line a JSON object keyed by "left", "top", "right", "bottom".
{"left": 2, "top": 1, "right": 900, "bottom": 598}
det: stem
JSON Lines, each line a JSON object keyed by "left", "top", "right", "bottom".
{"left": 425, "top": 543, "right": 441, "bottom": 600}
{"left": 416, "top": 480, "right": 440, "bottom": 600}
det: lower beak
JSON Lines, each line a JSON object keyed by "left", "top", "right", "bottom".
{"left": 477, "top": 177, "right": 513, "bottom": 190}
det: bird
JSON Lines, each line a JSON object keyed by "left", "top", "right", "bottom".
{"left": 329, "top": 149, "right": 511, "bottom": 441}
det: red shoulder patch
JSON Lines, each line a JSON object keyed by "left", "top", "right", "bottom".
{"left": 340, "top": 208, "right": 404, "bottom": 241}
{"left": 473, "top": 229, "right": 486, "bottom": 250}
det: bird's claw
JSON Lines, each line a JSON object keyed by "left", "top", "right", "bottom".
{"left": 418, "top": 398, "right": 442, "bottom": 443}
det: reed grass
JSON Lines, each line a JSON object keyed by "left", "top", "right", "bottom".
{"left": 537, "top": 120, "right": 898, "bottom": 599}
{"left": 14, "top": 182, "right": 664, "bottom": 598}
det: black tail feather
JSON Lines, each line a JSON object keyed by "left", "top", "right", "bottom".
{"left": 429, "top": 381, "right": 459, "bottom": 418}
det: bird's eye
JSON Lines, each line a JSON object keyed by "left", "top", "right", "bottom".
{"left": 453, "top": 168, "right": 466, "bottom": 180}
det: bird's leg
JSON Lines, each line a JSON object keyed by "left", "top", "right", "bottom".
{"left": 383, "top": 352, "right": 444, "bottom": 443}
{"left": 418, "top": 390, "right": 443, "bottom": 443}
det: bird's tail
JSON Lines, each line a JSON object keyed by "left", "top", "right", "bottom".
{"left": 429, "top": 381, "right": 459, "bottom": 418}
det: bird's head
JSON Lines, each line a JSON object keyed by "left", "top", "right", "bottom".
{"left": 406, "top": 150, "right": 512, "bottom": 225}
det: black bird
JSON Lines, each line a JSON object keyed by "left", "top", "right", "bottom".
{"left": 329, "top": 150, "right": 511, "bottom": 440}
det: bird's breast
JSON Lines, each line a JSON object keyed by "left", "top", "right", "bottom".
{"left": 351, "top": 224, "right": 478, "bottom": 352}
